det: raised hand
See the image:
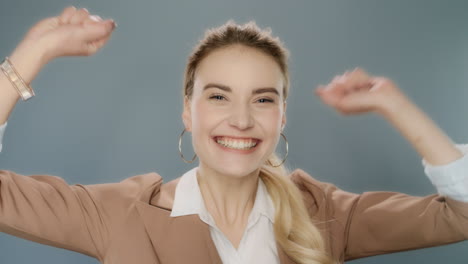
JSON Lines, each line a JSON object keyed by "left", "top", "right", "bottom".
{"left": 19, "top": 6, "right": 116, "bottom": 62}
{"left": 0, "top": 6, "right": 116, "bottom": 124}
{"left": 314, "top": 68, "right": 463, "bottom": 166}
{"left": 314, "top": 68, "right": 407, "bottom": 116}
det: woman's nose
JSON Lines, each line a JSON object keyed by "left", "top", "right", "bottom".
{"left": 228, "top": 104, "right": 254, "bottom": 130}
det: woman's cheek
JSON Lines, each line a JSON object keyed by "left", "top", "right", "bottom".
{"left": 191, "top": 100, "right": 218, "bottom": 130}
{"left": 256, "top": 107, "right": 283, "bottom": 128}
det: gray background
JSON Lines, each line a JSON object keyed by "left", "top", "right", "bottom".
{"left": 1, "top": 0, "right": 467, "bottom": 263}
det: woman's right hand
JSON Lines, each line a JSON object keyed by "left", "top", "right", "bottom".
{"left": 0, "top": 7, "right": 116, "bottom": 124}
{"left": 19, "top": 6, "right": 116, "bottom": 62}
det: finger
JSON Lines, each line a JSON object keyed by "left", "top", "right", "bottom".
{"left": 80, "top": 19, "right": 115, "bottom": 42}
{"left": 314, "top": 85, "right": 326, "bottom": 95}
{"left": 70, "top": 8, "right": 89, "bottom": 25}
{"left": 331, "top": 69, "right": 365, "bottom": 92}
{"left": 327, "top": 74, "right": 353, "bottom": 95}
{"left": 347, "top": 67, "right": 372, "bottom": 88}
{"left": 85, "top": 33, "right": 114, "bottom": 56}
{"left": 316, "top": 85, "right": 345, "bottom": 107}
{"left": 337, "top": 74, "right": 354, "bottom": 93}
{"left": 89, "top": 33, "right": 112, "bottom": 50}
{"left": 337, "top": 91, "right": 375, "bottom": 113}
{"left": 83, "top": 15, "right": 103, "bottom": 26}
{"left": 59, "top": 6, "right": 77, "bottom": 24}
{"left": 90, "top": 15, "right": 103, "bottom": 22}
{"left": 356, "top": 82, "right": 373, "bottom": 92}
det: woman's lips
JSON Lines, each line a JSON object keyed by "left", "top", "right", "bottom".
{"left": 213, "top": 136, "right": 261, "bottom": 153}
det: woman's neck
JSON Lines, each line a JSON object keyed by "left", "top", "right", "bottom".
{"left": 197, "top": 164, "right": 259, "bottom": 224}
{"left": 197, "top": 164, "right": 260, "bottom": 248}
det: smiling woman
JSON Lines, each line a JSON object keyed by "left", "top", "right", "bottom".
{"left": 0, "top": 4, "right": 468, "bottom": 264}
{"left": 180, "top": 23, "right": 333, "bottom": 263}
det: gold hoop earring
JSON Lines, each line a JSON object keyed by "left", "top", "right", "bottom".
{"left": 178, "top": 128, "right": 197, "bottom": 163}
{"left": 268, "top": 132, "right": 288, "bottom": 167}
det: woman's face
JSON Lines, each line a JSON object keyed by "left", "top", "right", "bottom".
{"left": 183, "top": 45, "right": 286, "bottom": 178}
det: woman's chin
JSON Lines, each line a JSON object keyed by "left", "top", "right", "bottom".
{"left": 221, "top": 167, "right": 259, "bottom": 178}
{"left": 201, "top": 160, "right": 262, "bottom": 179}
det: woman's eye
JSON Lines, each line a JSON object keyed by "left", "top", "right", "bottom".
{"left": 257, "top": 98, "right": 274, "bottom": 103}
{"left": 209, "top": 95, "right": 226, "bottom": 101}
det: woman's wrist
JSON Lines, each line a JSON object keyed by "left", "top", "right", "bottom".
{"left": 374, "top": 89, "right": 411, "bottom": 119}
{"left": 377, "top": 93, "right": 462, "bottom": 165}
{"left": 8, "top": 39, "right": 49, "bottom": 86}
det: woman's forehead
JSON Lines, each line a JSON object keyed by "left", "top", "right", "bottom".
{"left": 194, "top": 46, "right": 284, "bottom": 94}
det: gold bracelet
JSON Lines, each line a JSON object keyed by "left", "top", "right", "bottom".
{"left": 0, "top": 57, "right": 35, "bottom": 101}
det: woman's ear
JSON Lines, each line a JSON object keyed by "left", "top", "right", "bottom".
{"left": 182, "top": 96, "right": 192, "bottom": 131}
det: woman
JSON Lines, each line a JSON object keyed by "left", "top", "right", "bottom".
{"left": 0, "top": 6, "right": 467, "bottom": 264}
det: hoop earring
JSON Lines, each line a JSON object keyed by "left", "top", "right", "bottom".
{"left": 178, "top": 128, "right": 197, "bottom": 163}
{"left": 268, "top": 132, "right": 288, "bottom": 167}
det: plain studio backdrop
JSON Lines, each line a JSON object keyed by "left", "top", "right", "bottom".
{"left": 1, "top": 0, "right": 467, "bottom": 263}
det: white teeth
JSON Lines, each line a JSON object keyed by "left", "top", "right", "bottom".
{"left": 215, "top": 137, "right": 258, "bottom": 150}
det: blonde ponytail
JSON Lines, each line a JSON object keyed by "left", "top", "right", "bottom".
{"left": 259, "top": 154, "right": 336, "bottom": 264}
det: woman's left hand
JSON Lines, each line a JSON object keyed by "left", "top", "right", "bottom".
{"left": 315, "top": 67, "right": 464, "bottom": 166}
{"left": 314, "top": 68, "right": 407, "bottom": 116}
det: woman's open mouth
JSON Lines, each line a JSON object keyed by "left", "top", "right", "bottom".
{"left": 213, "top": 136, "right": 261, "bottom": 151}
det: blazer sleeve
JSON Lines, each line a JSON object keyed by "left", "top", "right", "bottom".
{"left": 0, "top": 169, "right": 162, "bottom": 261}
{"left": 291, "top": 169, "right": 468, "bottom": 261}
{"left": 341, "top": 188, "right": 468, "bottom": 260}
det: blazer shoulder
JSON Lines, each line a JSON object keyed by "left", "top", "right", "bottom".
{"left": 288, "top": 169, "right": 360, "bottom": 217}
{"left": 81, "top": 172, "right": 164, "bottom": 206}
{"left": 289, "top": 169, "right": 337, "bottom": 199}
{"left": 119, "top": 172, "right": 164, "bottom": 196}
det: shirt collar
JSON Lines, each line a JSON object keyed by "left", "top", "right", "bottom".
{"left": 170, "top": 167, "right": 275, "bottom": 224}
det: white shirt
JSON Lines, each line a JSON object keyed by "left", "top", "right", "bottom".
{"left": 1, "top": 121, "right": 468, "bottom": 263}
{"left": 422, "top": 143, "right": 468, "bottom": 202}
{"left": 170, "top": 167, "right": 279, "bottom": 264}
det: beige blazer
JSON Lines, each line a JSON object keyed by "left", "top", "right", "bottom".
{"left": 0, "top": 168, "right": 467, "bottom": 263}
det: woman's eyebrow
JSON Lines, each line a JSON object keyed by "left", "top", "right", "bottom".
{"left": 253, "top": 87, "right": 279, "bottom": 95}
{"left": 203, "top": 83, "right": 231, "bottom": 92}
{"left": 203, "top": 83, "right": 279, "bottom": 95}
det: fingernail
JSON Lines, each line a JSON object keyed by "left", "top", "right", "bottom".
{"left": 105, "top": 19, "right": 116, "bottom": 30}
{"left": 90, "top": 15, "right": 100, "bottom": 22}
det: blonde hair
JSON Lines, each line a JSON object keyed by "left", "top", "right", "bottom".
{"left": 183, "top": 20, "right": 335, "bottom": 264}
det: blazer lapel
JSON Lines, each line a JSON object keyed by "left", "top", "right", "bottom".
{"left": 135, "top": 177, "right": 223, "bottom": 264}
{"left": 135, "top": 201, "right": 222, "bottom": 264}
{"left": 135, "top": 175, "right": 296, "bottom": 264}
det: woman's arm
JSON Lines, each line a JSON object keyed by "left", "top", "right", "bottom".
{"left": 315, "top": 68, "right": 467, "bottom": 201}
{"left": 0, "top": 41, "right": 47, "bottom": 124}
{"left": 292, "top": 169, "right": 468, "bottom": 261}
{"left": 0, "top": 6, "right": 117, "bottom": 258}
{"left": 0, "top": 6, "right": 115, "bottom": 125}
{"left": 315, "top": 68, "right": 462, "bottom": 165}
{"left": 0, "top": 41, "right": 47, "bottom": 152}
{"left": 377, "top": 88, "right": 462, "bottom": 166}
